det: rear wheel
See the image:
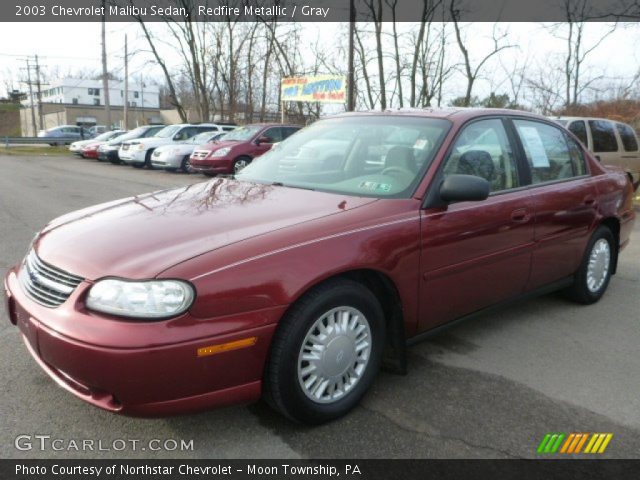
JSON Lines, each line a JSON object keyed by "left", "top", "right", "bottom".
{"left": 233, "top": 156, "right": 251, "bottom": 174}
{"left": 264, "top": 279, "right": 385, "bottom": 424}
{"left": 564, "top": 226, "right": 615, "bottom": 304}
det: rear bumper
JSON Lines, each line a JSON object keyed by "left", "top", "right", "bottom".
{"left": 4, "top": 269, "right": 281, "bottom": 416}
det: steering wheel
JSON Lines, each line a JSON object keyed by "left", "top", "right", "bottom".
{"left": 381, "top": 166, "right": 413, "bottom": 178}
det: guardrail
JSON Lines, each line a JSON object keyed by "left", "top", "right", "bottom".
{"left": 2, "top": 137, "right": 83, "bottom": 147}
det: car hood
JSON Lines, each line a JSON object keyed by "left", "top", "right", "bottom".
{"left": 35, "top": 179, "right": 376, "bottom": 280}
{"left": 195, "top": 140, "right": 240, "bottom": 152}
{"left": 123, "top": 137, "right": 169, "bottom": 148}
{"left": 154, "top": 143, "right": 195, "bottom": 154}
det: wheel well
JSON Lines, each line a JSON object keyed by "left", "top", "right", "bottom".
{"left": 600, "top": 217, "right": 620, "bottom": 274}
{"left": 329, "top": 269, "right": 408, "bottom": 375}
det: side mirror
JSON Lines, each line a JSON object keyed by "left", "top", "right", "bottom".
{"left": 256, "top": 136, "right": 271, "bottom": 145}
{"left": 439, "top": 174, "right": 490, "bottom": 203}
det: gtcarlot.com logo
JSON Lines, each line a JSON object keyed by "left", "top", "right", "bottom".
{"left": 537, "top": 433, "right": 613, "bottom": 454}
{"left": 14, "top": 435, "right": 194, "bottom": 452}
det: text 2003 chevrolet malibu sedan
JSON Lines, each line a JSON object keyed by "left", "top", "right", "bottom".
{"left": 4, "top": 109, "right": 636, "bottom": 424}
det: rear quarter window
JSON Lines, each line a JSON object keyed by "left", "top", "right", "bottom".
{"left": 588, "top": 120, "right": 618, "bottom": 153}
{"left": 615, "top": 123, "right": 639, "bottom": 152}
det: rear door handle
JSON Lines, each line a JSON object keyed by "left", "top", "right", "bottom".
{"left": 584, "top": 195, "right": 596, "bottom": 206}
{"left": 511, "top": 209, "right": 530, "bottom": 223}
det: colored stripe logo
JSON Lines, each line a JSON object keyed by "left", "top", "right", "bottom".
{"left": 537, "top": 433, "right": 613, "bottom": 454}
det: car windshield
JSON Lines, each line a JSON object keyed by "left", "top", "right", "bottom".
{"left": 154, "top": 125, "right": 181, "bottom": 138}
{"left": 236, "top": 116, "right": 451, "bottom": 198}
{"left": 222, "top": 125, "right": 262, "bottom": 141}
{"left": 187, "top": 131, "right": 217, "bottom": 144}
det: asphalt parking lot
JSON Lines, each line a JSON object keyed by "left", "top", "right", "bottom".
{"left": 1, "top": 154, "right": 639, "bottom": 459}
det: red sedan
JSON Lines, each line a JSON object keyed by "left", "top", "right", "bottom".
{"left": 190, "top": 123, "right": 301, "bottom": 175}
{"left": 4, "top": 109, "right": 635, "bottom": 424}
{"left": 80, "top": 142, "right": 101, "bottom": 159}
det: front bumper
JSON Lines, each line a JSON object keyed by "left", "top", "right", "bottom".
{"left": 151, "top": 152, "right": 182, "bottom": 169}
{"left": 4, "top": 268, "right": 282, "bottom": 416}
{"left": 98, "top": 150, "right": 119, "bottom": 162}
{"left": 190, "top": 157, "right": 233, "bottom": 174}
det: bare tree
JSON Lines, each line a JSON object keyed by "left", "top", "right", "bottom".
{"left": 548, "top": 1, "right": 618, "bottom": 107}
{"left": 450, "top": 1, "right": 514, "bottom": 106}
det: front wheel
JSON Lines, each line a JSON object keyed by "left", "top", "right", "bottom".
{"left": 233, "top": 156, "right": 251, "bottom": 174}
{"left": 264, "top": 279, "right": 385, "bottom": 424}
{"left": 564, "top": 226, "right": 615, "bottom": 304}
{"left": 180, "top": 155, "right": 192, "bottom": 173}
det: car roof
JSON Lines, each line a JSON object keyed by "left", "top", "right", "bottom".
{"left": 554, "top": 116, "right": 633, "bottom": 125}
{"left": 329, "top": 107, "right": 546, "bottom": 123}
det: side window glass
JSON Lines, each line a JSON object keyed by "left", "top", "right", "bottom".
{"left": 442, "top": 118, "right": 519, "bottom": 192}
{"left": 282, "top": 127, "right": 299, "bottom": 139}
{"left": 513, "top": 120, "right": 575, "bottom": 184}
{"left": 615, "top": 123, "right": 639, "bottom": 152}
{"left": 589, "top": 120, "right": 618, "bottom": 152}
{"left": 262, "top": 128, "right": 283, "bottom": 143}
{"left": 568, "top": 121, "right": 588, "bottom": 146}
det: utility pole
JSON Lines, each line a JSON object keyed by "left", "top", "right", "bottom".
{"left": 101, "top": 0, "right": 112, "bottom": 128}
{"left": 347, "top": 0, "right": 356, "bottom": 112}
{"left": 123, "top": 34, "right": 128, "bottom": 130}
{"left": 22, "top": 58, "right": 37, "bottom": 136}
{"left": 34, "top": 55, "right": 44, "bottom": 131}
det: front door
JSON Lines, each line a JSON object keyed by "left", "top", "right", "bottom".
{"left": 418, "top": 118, "right": 534, "bottom": 332}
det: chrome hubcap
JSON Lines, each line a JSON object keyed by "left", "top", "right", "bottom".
{"left": 586, "top": 238, "right": 610, "bottom": 293}
{"left": 234, "top": 159, "right": 248, "bottom": 172}
{"left": 297, "top": 306, "right": 371, "bottom": 404}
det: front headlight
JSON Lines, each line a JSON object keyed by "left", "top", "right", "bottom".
{"left": 86, "top": 279, "right": 195, "bottom": 319}
{"left": 210, "top": 147, "right": 231, "bottom": 157}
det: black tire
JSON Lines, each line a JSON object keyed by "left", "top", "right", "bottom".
{"left": 564, "top": 226, "right": 615, "bottom": 304}
{"left": 180, "top": 155, "right": 192, "bottom": 173}
{"left": 233, "top": 156, "right": 252, "bottom": 174}
{"left": 144, "top": 149, "right": 154, "bottom": 169}
{"left": 264, "top": 278, "right": 385, "bottom": 424}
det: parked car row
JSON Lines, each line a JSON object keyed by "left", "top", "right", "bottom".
{"left": 68, "top": 121, "right": 303, "bottom": 176}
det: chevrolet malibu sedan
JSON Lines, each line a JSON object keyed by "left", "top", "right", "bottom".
{"left": 4, "top": 109, "right": 635, "bottom": 424}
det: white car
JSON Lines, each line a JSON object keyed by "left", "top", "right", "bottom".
{"left": 69, "top": 131, "right": 125, "bottom": 155}
{"left": 151, "top": 131, "right": 227, "bottom": 172}
{"left": 119, "top": 124, "right": 233, "bottom": 168}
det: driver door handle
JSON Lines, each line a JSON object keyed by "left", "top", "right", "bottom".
{"left": 510, "top": 208, "right": 530, "bottom": 223}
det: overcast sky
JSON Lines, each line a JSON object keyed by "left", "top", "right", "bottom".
{"left": 1, "top": 22, "right": 638, "bottom": 107}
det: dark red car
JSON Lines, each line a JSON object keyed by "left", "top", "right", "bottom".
{"left": 190, "top": 123, "right": 301, "bottom": 175}
{"left": 4, "top": 109, "right": 635, "bottom": 424}
{"left": 80, "top": 142, "right": 101, "bottom": 159}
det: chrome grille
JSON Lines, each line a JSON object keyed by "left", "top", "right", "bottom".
{"left": 20, "top": 250, "right": 84, "bottom": 308}
{"left": 191, "top": 150, "right": 209, "bottom": 160}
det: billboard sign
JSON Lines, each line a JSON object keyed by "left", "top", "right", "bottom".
{"left": 281, "top": 75, "right": 346, "bottom": 103}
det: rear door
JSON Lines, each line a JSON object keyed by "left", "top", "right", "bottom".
{"left": 419, "top": 117, "right": 534, "bottom": 331}
{"left": 510, "top": 118, "right": 598, "bottom": 290}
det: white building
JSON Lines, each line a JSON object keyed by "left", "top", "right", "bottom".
{"left": 22, "top": 78, "right": 160, "bottom": 109}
